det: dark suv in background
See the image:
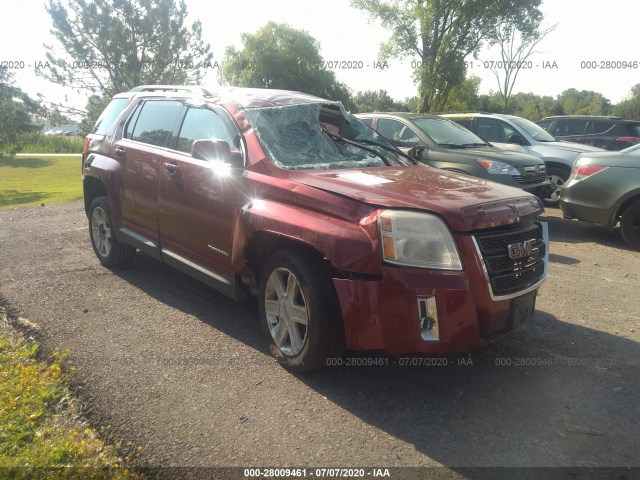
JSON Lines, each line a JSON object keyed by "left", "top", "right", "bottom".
{"left": 537, "top": 115, "right": 640, "bottom": 151}
{"left": 356, "top": 112, "right": 552, "bottom": 200}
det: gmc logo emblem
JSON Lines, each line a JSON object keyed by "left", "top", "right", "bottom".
{"left": 508, "top": 239, "right": 539, "bottom": 260}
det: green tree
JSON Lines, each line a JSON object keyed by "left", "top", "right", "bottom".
{"left": 556, "top": 89, "right": 611, "bottom": 116}
{"left": 351, "top": 0, "right": 543, "bottom": 112}
{"left": 440, "top": 74, "right": 481, "bottom": 112}
{"left": 613, "top": 84, "right": 640, "bottom": 120}
{"left": 80, "top": 95, "right": 112, "bottom": 134}
{"left": 41, "top": 0, "right": 212, "bottom": 96}
{"left": 219, "top": 22, "right": 354, "bottom": 109}
{"left": 353, "top": 90, "right": 408, "bottom": 112}
{"left": 0, "top": 68, "right": 41, "bottom": 153}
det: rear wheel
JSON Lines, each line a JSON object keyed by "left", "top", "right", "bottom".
{"left": 544, "top": 166, "right": 569, "bottom": 207}
{"left": 621, "top": 199, "right": 640, "bottom": 250}
{"left": 259, "top": 250, "right": 345, "bottom": 372}
{"left": 88, "top": 197, "right": 136, "bottom": 266}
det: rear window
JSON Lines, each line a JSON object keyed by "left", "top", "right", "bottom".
{"left": 92, "top": 98, "right": 130, "bottom": 135}
{"left": 625, "top": 123, "right": 640, "bottom": 137}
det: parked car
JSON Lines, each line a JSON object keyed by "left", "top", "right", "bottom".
{"left": 536, "top": 115, "right": 640, "bottom": 151}
{"left": 356, "top": 112, "right": 553, "bottom": 200}
{"left": 439, "top": 112, "right": 604, "bottom": 206}
{"left": 83, "top": 85, "right": 549, "bottom": 371}
{"left": 560, "top": 144, "right": 640, "bottom": 249}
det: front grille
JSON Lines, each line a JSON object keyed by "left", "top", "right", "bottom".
{"left": 474, "top": 223, "right": 547, "bottom": 297}
{"left": 513, "top": 165, "right": 547, "bottom": 185}
{"left": 513, "top": 172, "right": 547, "bottom": 185}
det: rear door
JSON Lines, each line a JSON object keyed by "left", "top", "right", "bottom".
{"left": 157, "top": 105, "right": 244, "bottom": 293}
{"left": 115, "top": 99, "right": 184, "bottom": 244}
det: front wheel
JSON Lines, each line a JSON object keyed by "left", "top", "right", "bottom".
{"left": 621, "top": 199, "right": 640, "bottom": 250}
{"left": 544, "top": 166, "right": 570, "bottom": 207}
{"left": 88, "top": 197, "right": 136, "bottom": 266}
{"left": 259, "top": 250, "right": 345, "bottom": 372}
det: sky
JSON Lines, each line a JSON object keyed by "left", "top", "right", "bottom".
{"left": 1, "top": 0, "right": 639, "bottom": 117}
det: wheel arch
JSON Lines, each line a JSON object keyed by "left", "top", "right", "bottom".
{"left": 244, "top": 231, "right": 336, "bottom": 290}
{"left": 611, "top": 190, "right": 640, "bottom": 228}
{"left": 83, "top": 176, "right": 108, "bottom": 216}
{"left": 544, "top": 161, "right": 572, "bottom": 177}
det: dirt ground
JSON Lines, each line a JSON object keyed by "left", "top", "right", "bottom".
{"left": 0, "top": 201, "right": 638, "bottom": 478}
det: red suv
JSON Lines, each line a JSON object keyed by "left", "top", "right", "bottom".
{"left": 83, "top": 85, "right": 549, "bottom": 371}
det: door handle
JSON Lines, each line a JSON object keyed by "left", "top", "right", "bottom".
{"left": 115, "top": 147, "right": 125, "bottom": 159}
{"left": 164, "top": 162, "right": 179, "bottom": 174}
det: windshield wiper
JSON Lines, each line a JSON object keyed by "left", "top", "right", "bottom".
{"left": 462, "top": 142, "right": 491, "bottom": 148}
{"left": 354, "top": 138, "right": 419, "bottom": 165}
{"left": 321, "top": 128, "right": 393, "bottom": 166}
{"left": 438, "top": 143, "right": 466, "bottom": 149}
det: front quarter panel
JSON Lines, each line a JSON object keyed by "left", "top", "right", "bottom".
{"left": 235, "top": 199, "right": 382, "bottom": 275}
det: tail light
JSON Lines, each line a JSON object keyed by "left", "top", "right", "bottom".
{"left": 570, "top": 164, "right": 608, "bottom": 181}
{"left": 615, "top": 136, "right": 640, "bottom": 145}
{"left": 83, "top": 136, "right": 89, "bottom": 154}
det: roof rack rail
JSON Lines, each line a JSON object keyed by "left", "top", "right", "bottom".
{"left": 433, "top": 111, "right": 494, "bottom": 115}
{"left": 129, "top": 85, "right": 214, "bottom": 97}
{"left": 543, "top": 114, "right": 623, "bottom": 119}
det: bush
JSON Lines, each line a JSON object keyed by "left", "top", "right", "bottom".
{"left": 1, "top": 133, "right": 84, "bottom": 155}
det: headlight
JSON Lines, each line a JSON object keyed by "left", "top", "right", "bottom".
{"left": 378, "top": 210, "right": 462, "bottom": 270}
{"left": 476, "top": 159, "right": 519, "bottom": 175}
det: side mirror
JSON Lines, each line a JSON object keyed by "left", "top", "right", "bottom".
{"left": 408, "top": 144, "right": 429, "bottom": 161}
{"left": 508, "top": 133, "right": 528, "bottom": 146}
{"left": 191, "top": 139, "right": 244, "bottom": 170}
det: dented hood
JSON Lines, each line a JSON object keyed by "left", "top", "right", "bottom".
{"left": 289, "top": 166, "right": 543, "bottom": 232}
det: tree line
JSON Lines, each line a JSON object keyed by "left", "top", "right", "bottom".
{"left": 2, "top": 0, "right": 640, "bottom": 152}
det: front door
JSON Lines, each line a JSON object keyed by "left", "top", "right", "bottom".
{"left": 157, "top": 106, "right": 243, "bottom": 287}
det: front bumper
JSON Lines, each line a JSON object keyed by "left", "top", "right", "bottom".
{"left": 333, "top": 224, "right": 548, "bottom": 355}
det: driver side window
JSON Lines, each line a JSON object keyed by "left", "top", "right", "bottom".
{"left": 476, "top": 118, "right": 516, "bottom": 143}
{"left": 176, "top": 107, "right": 237, "bottom": 155}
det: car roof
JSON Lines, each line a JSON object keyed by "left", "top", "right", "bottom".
{"left": 539, "top": 115, "right": 623, "bottom": 120}
{"left": 439, "top": 112, "right": 527, "bottom": 122}
{"left": 355, "top": 112, "right": 441, "bottom": 120}
{"left": 117, "top": 85, "right": 328, "bottom": 109}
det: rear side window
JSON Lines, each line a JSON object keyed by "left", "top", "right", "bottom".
{"left": 554, "top": 119, "right": 589, "bottom": 136}
{"left": 536, "top": 119, "right": 552, "bottom": 131}
{"left": 454, "top": 119, "right": 472, "bottom": 129}
{"left": 359, "top": 118, "right": 373, "bottom": 127}
{"left": 593, "top": 121, "right": 616, "bottom": 134}
{"left": 92, "top": 98, "right": 129, "bottom": 135}
{"left": 125, "top": 100, "right": 183, "bottom": 147}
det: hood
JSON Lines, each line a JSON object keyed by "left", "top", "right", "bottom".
{"left": 449, "top": 146, "right": 544, "bottom": 166}
{"left": 289, "top": 166, "right": 542, "bottom": 232}
{"left": 542, "top": 141, "right": 603, "bottom": 154}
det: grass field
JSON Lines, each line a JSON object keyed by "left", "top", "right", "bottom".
{"left": 0, "top": 155, "right": 83, "bottom": 210}
{"left": 0, "top": 331, "right": 141, "bottom": 478}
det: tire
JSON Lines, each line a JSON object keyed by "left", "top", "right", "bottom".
{"left": 544, "top": 166, "right": 570, "bottom": 207}
{"left": 259, "top": 250, "right": 345, "bottom": 372}
{"left": 621, "top": 199, "right": 640, "bottom": 250}
{"left": 88, "top": 197, "right": 136, "bottom": 266}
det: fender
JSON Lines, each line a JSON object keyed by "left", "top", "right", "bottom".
{"left": 83, "top": 153, "right": 123, "bottom": 225}
{"left": 232, "top": 198, "right": 383, "bottom": 276}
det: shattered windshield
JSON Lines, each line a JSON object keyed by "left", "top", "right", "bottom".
{"left": 243, "top": 102, "right": 409, "bottom": 170}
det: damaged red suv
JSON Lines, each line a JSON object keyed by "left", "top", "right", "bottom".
{"left": 83, "top": 85, "right": 549, "bottom": 371}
